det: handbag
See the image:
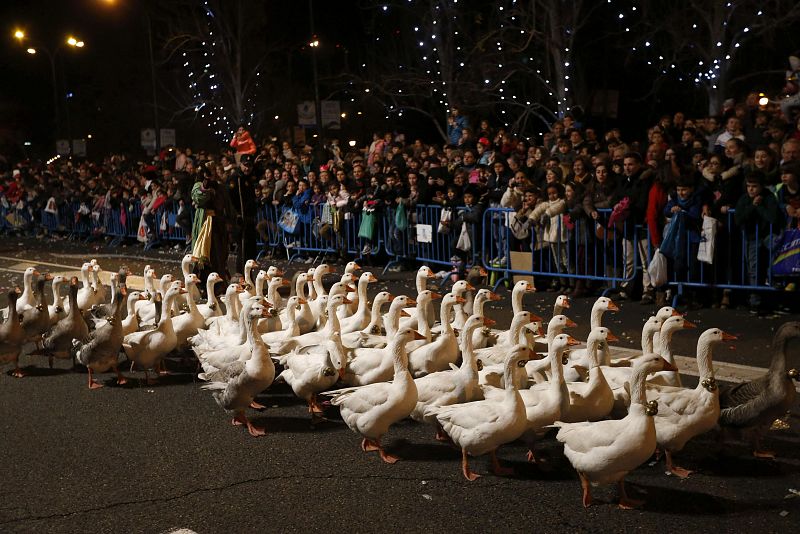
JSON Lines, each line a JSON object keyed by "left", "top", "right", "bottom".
{"left": 358, "top": 209, "right": 377, "bottom": 240}
{"left": 696, "top": 215, "right": 717, "bottom": 264}
{"left": 438, "top": 207, "right": 453, "bottom": 234}
{"left": 395, "top": 205, "right": 408, "bottom": 232}
{"left": 278, "top": 209, "right": 299, "bottom": 233}
{"left": 647, "top": 248, "right": 668, "bottom": 287}
{"left": 456, "top": 222, "right": 472, "bottom": 252}
{"left": 320, "top": 203, "right": 334, "bottom": 225}
{"left": 772, "top": 227, "right": 800, "bottom": 276}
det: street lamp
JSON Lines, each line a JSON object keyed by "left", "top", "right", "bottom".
{"left": 12, "top": 30, "right": 86, "bottom": 149}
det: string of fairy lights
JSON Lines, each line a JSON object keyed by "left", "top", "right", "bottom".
{"left": 179, "top": 0, "right": 261, "bottom": 142}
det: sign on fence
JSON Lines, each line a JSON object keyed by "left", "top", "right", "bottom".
{"left": 416, "top": 224, "right": 433, "bottom": 244}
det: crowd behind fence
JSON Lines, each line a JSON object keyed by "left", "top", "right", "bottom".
{"left": 4, "top": 194, "right": 797, "bottom": 310}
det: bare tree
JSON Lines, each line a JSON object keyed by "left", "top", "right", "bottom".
{"left": 630, "top": 0, "right": 800, "bottom": 115}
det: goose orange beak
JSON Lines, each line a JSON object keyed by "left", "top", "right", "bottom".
{"left": 607, "top": 300, "right": 620, "bottom": 311}
{"left": 346, "top": 285, "right": 356, "bottom": 292}
{"left": 671, "top": 309, "right": 684, "bottom": 316}
{"left": 430, "top": 292, "right": 443, "bottom": 300}
{"left": 386, "top": 294, "right": 395, "bottom": 301}
{"left": 465, "top": 283, "right": 476, "bottom": 291}
{"left": 529, "top": 313, "right": 544, "bottom": 323}
{"left": 488, "top": 291, "right": 502, "bottom": 301}
{"left": 412, "top": 330, "right": 425, "bottom": 340}
{"left": 662, "top": 359, "right": 679, "bottom": 372}
{"left": 368, "top": 275, "right": 378, "bottom": 282}
{"left": 561, "top": 297, "right": 571, "bottom": 308}
{"left": 282, "top": 279, "right": 291, "bottom": 286}
{"left": 338, "top": 367, "right": 346, "bottom": 380}
{"left": 525, "top": 284, "right": 536, "bottom": 292}
{"left": 426, "top": 270, "right": 436, "bottom": 278}
{"left": 682, "top": 319, "right": 697, "bottom": 329}
{"left": 406, "top": 298, "right": 417, "bottom": 306}
{"left": 721, "top": 331, "right": 737, "bottom": 341}
{"left": 455, "top": 296, "right": 467, "bottom": 304}
{"left": 606, "top": 331, "right": 620, "bottom": 343}
{"left": 298, "top": 298, "right": 308, "bottom": 305}
{"left": 483, "top": 317, "right": 496, "bottom": 327}
{"left": 528, "top": 348, "right": 545, "bottom": 360}
{"left": 400, "top": 310, "right": 411, "bottom": 317}
{"left": 566, "top": 318, "right": 578, "bottom": 328}
{"left": 342, "top": 297, "right": 353, "bottom": 305}
{"left": 566, "top": 335, "right": 582, "bottom": 346}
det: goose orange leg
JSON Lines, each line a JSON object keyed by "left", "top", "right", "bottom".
{"left": 617, "top": 479, "right": 645, "bottom": 509}
{"left": 579, "top": 472, "right": 595, "bottom": 508}
{"left": 490, "top": 450, "right": 514, "bottom": 476}
{"left": 665, "top": 450, "right": 693, "bottom": 478}
{"left": 114, "top": 366, "right": 128, "bottom": 385}
{"left": 87, "top": 368, "right": 104, "bottom": 389}
{"left": 461, "top": 449, "right": 480, "bottom": 481}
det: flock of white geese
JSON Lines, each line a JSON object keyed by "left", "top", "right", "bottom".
{"left": 0, "top": 255, "right": 797, "bottom": 509}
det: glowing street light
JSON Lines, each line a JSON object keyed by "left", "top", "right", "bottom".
{"left": 758, "top": 93, "right": 769, "bottom": 107}
{"left": 310, "top": 38, "right": 320, "bottom": 48}
{"left": 26, "top": 48, "right": 36, "bottom": 55}
{"left": 14, "top": 29, "right": 25, "bottom": 40}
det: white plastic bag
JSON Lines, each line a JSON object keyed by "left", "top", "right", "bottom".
{"left": 456, "top": 222, "right": 471, "bottom": 252}
{"left": 697, "top": 215, "right": 717, "bottom": 264}
{"left": 647, "top": 248, "right": 668, "bottom": 288}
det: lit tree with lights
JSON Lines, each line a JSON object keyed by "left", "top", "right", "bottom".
{"left": 628, "top": 0, "right": 800, "bottom": 115}
{"left": 162, "top": 0, "right": 274, "bottom": 141}
{"left": 350, "top": 0, "right": 608, "bottom": 139}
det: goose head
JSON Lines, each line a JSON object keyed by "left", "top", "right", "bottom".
{"left": 185, "top": 273, "right": 200, "bottom": 289}
{"left": 373, "top": 291, "right": 394, "bottom": 308}
{"left": 593, "top": 296, "right": 619, "bottom": 313}
{"left": 182, "top": 254, "right": 198, "bottom": 268}
{"left": 266, "top": 265, "right": 284, "bottom": 278}
{"left": 515, "top": 280, "right": 536, "bottom": 293}
{"left": 661, "top": 315, "right": 696, "bottom": 336}
{"left": 451, "top": 280, "right": 475, "bottom": 297}
{"left": 548, "top": 314, "right": 577, "bottom": 335}
{"left": 656, "top": 306, "right": 682, "bottom": 321}
{"left": 327, "top": 293, "right": 351, "bottom": 311}
{"left": 555, "top": 294, "right": 570, "bottom": 309}
{"left": 23, "top": 267, "right": 39, "bottom": 283}
{"left": 158, "top": 274, "right": 175, "bottom": 296}
{"left": 360, "top": 271, "right": 379, "bottom": 284}
{"left": 389, "top": 295, "right": 414, "bottom": 318}
{"left": 396, "top": 327, "right": 426, "bottom": 344}
{"left": 344, "top": 261, "right": 362, "bottom": 274}
{"left": 419, "top": 266, "right": 436, "bottom": 279}
{"left": 507, "top": 343, "right": 543, "bottom": 369}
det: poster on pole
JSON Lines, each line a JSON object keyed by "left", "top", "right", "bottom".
{"left": 56, "top": 139, "right": 70, "bottom": 156}
{"left": 160, "top": 128, "right": 176, "bottom": 147}
{"left": 297, "top": 101, "right": 316, "bottom": 126}
{"left": 321, "top": 100, "right": 341, "bottom": 129}
{"left": 140, "top": 128, "right": 157, "bottom": 150}
{"left": 72, "top": 139, "right": 87, "bottom": 157}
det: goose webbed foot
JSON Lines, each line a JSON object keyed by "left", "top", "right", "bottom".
{"left": 665, "top": 451, "right": 693, "bottom": 478}
{"left": 249, "top": 400, "right": 266, "bottom": 410}
{"left": 11, "top": 366, "right": 26, "bottom": 378}
{"left": 461, "top": 449, "right": 480, "bottom": 481}
{"left": 361, "top": 438, "right": 380, "bottom": 452}
{"left": 87, "top": 369, "right": 104, "bottom": 389}
{"left": 752, "top": 449, "right": 776, "bottom": 459}
{"left": 114, "top": 368, "right": 128, "bottom": 385}
{"left": 617, "top": 480, "right": 644, "bottom": 509}
{"left": 434, "top": 428, "right": 451, "bottom": 442}
{"left": 490, "top": 450, "right": 514, "bottom": 476}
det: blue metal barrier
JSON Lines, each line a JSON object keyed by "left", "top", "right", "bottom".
{"left": 279, "top": 203, "right": 337, "bottom": 264}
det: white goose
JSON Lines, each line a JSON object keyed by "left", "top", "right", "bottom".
{"left": 277, "top": 332, "right": 348, "bottom": 421}
{"left": 138, "top": 274, "right": 175, "bottom": 326}
{"left": 76, "top": 263, "right": 99, "bottom": 312}
{"left": 319, "top": 274, "right": 355, "bottom": 327}
{"left": 449, "top": 280, "right": 475, "bottom": 330}
{"left": 195, "top": 297, "right": 269, "bottom": 369}
{"left": 197, "top": 273, "right": 225, "bottom": 321}
{"left": 403, "top": 266, "right": 436, "bottom": 325}
{"left": 493, "top": 280, "right": 537, "bottom": 347}
{"left": 341, "top": 292, "right": 396, "bottom": 348}
{"left": 47, "top": 274, "right": 69, "bottom": 327}
{"left": 326, "top": 327, "right": 423, "bottom": 463}
{"left": 475, "top": 311, "right": 544, "bottom": 366}
{"left": 172, "top": 274, "right": 206, "bottom": 349}
{"left": 205, "top": 283, "right": 244, "bottom": 335}
{"left": 408, "top": 293, "right": 463, "bottom": 377}
{"left": 121, "top": 291, "right": 148, "bottom": 337}
{"left": 561, "top": 327, "right": 617, "bottom": 423}
{"left": 261, "top": 296, "right": 305, "bottom": 345}
{"left": 525, "top": 314, "right": 577, "bottom": 383}
{"left": 401, "top": 290, "right": 440, "bottom": 353}
{"left": 122, "top": 281, "right": 185, "bottom": 383}
{"left": 237, "top": 259, "right": 259, "bottom": 305}
{"left": 201, "top": 302, "right": 275, "bottom": 437}
{"left": 339, "top": 272, "right": 379, "bottom": 334}
{"left": 15, "top": 267, "right": 39, "bottom": 314}
{"left": 469, "top": 289, "right": 501, "bottom": 349}
{"left": 258, "top": 276, "right": 289, "bottom": 334}
{"left": 89, "top": 259, "right": 107, "bottom": 305}
{"left": 180, "top": 254, "right": 201, "bottom": 305}
{"left": 555, "top": 354, "right": 675, "bottom": 509}
{"left": 649, "top": 328, "right": 736, "bottom": 478}
{"left": 281, "top": 272, "right": 315, "bottom": 334}
{"left": 425, "top": 344, "right": 534, "bottom": 480}
{"left": 269, "top": 294, "right": 350, "bottom": 356}
{"left": 411, "top": 315, "right": 487, "bottom": 439}
{"left": 485, "top": 334, "right": 577, "bottom": 463}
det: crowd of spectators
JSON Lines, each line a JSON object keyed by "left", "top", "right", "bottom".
{"left": 2, "top": 90, "right": 800, "bottom": 312}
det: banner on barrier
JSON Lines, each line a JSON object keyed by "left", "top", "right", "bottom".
{"left": 416, "top": 224, "right": 432, "bottom": 244}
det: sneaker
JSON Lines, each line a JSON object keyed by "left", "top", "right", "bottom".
{"left": 496, "top": 256, "right": 507, "bottom": 267}
{"left": 303, "top": 256, "right": 314, "bottom": 264}
{"left": 387, "top": 264, "right": 403, "bottom": 272}
{"left": 786, "top": 283, "right": 796, "bottom": 292}
{"left": 639, "top": 292, "right": 654, "bottom": 305}
{"left": 618, "top": 291, "right": 628, "bottom": 301}
{"left": 361, "top": 244, "right": 372, "bottom": 255}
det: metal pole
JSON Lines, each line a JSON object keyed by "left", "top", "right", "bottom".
{"left": 309, "top": 0, "right": 322, "bottom": 137}
{"left": 146, "top": 12, "right": 160, "bottom": 154}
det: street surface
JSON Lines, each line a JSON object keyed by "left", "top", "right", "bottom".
{"left": 0, "top": 237, "right": 798, "bottom": 533}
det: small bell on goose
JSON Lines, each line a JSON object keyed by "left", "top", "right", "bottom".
{"left": 645, "top": 400, "right": 659, "bottom": 416}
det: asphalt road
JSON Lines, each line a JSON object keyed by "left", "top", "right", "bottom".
{"left": 0, "top": 237, "right": 799, "bottom": 533}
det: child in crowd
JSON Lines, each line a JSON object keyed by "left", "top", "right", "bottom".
{"left": 734, "top": 172, "right": 785, "bottom": 312}
{"left": 662, "top": 176, "right": 704, "bottom": 305}
{"left": 528, "top": 182, "right": 569, "bottom": 291}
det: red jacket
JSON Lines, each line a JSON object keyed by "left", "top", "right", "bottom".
{"left": 646, "top": 181, "right": 668, "bottom": 247}
{"left": 230, "top": 131, "right": 256, "bottom": 155}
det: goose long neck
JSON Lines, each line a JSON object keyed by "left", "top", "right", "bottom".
{"left": 629, "top": 366, "right": 650, "bottom": 406}
{"left": 770, "top": 335, "right": 789, "bottom": 373}
{"left": 295, "top": 277, "right": 307, "bottom": 299}
{"left": 126, "top": 295, "right": 138, "bottom": 318}
{"left": 355, "top": 280, "right": 370, "bottom": 314}
{"left": 313, "top": 272, "right": 326, "bottom": 297}
{"left": 658, "top": 328, "right": 676, "bottom": 363}
{"left": 473, "top": 295, "right": 487, "bottom": 318}
{"left": 226, "top": 292, "right": 239, "bottom": 319}
{"left": 255, "top": 276, "right": 266, "bottom": 298}
{"left": 416, "top": 298, "right": 432, "bottom": 337}
{"left": 696, "top": 336, "right": 715, "bottom": 378}
{"left": 366, "top": 298, "right": 384, "bottom": 330}
{"left": 416, "top": 273, "right": 427, "bottom": 294}
{"left": 182, "top": 259, "right": 192, "bottom": 278}
{"left": 52, "top": 281, "right": 64, "bottom": 306}
{"left": 590, "top": 305, "right": 603, "bottom": 330}
{"left": 511, "top": 287, "right": 523, "bottom": 315}
{"left": 439, "top": 300, "right": 455, "bottom": 335}
{"left": 510, "top": 315, "right": 527, "bottom": 345}
{"left": 160, "top": 294, "right": 177, "bottom": 329}
{"left": 642, "top": 326, "right": 655, "bottom": 353}
{"left": 244, "top": 264, "right": 254, "bottom": 291}
{"left": 459, "top": 323, "right": 480, "bottom": 376}
{"left": 553, "top": 303, "right": 563, "bottom": 316}
{"left": 587, "top": 336, "right": 602, "bottom": 368}
{"left": 323, "top": 303, "right": 341, "bottom": 335}
{"left": 206, "top": 281, "right": 219, "bottom": 307}
{"left": 385, "top": 304, "right": 402, "bottom": 337}
{"left": 391, "top": 338, "right": 410, "bottom": 377}
{"left": 7, "top": 297, "right": 19, "bottom": 323}
{"left": 185, "top": 285, "right": 199, "bottom": 313}
{"left": 246, "top": 314, "right": 259, "bottom": 347}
